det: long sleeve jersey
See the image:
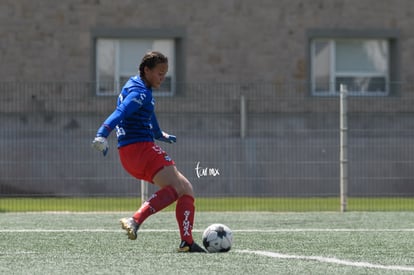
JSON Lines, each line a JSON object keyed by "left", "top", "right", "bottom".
{"left": 96, "top": 75, "right": 163, "bottom": 147}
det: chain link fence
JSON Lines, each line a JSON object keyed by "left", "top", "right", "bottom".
{"left": 1, "top": 82, "right": 413, "bottom": 210}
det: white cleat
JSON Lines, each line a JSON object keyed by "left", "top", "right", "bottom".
{"left": 120, "top": 217, "right": 140, "bottom": 240}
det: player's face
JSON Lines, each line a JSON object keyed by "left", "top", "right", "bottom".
{"left": 144, "top": 63, "right": 168, "bottom": 89}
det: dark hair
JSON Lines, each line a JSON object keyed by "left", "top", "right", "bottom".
{"left": 139, "top": 51, "right": 168, "bottom": 78}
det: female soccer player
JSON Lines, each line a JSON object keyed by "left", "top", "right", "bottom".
{"left": 92, "top": 51, "right": 205, "bottom": 252}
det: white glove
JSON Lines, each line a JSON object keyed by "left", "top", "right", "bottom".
{"left": 92, "top": 136, "right": 109, "bottom": 156}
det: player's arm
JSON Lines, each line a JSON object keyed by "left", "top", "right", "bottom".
{"left": 152, "top": 113, "right": 176, "bottom": 143}
{"left": 92, "top": 91, "right": 146, "bottom": 155}
{"left": 91, "top": 110, "right": 119, "bottom": 156}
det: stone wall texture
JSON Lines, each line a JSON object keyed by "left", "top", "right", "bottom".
{"left": 1, "top": 1, "right": 414, "bottom": 197}
{"left": 1, "top": 0, "right": 414, "bottom": 84}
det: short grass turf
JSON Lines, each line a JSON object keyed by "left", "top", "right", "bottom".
{"left": 0, "top": 212, "right": 413, "bottom": 274}
{"left": 1, "top": 197, "right": 414, "bottom": 212}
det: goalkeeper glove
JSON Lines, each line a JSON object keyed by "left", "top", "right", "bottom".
{"left": 92, "top": 136, "right": 109, "bottom": 156}
{"left": 156, "top": 131, "right": 177, "bottom": 143}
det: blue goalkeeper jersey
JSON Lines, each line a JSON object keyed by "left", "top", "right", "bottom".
{"left": 96, "top": 75, "right": 163, "bottom": 147}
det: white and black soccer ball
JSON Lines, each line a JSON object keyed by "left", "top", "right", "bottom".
{"left": 202, "top": 223, "right": 233, "bottom": 253}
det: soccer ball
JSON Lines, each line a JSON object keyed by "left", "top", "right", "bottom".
{"left": 202, "top": 223, "right": 233, "bottom": 253}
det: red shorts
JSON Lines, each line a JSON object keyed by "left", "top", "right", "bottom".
{"left": 118, "top": 142, "right": 175, "bottom": 183}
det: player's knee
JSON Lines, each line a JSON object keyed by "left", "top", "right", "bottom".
{"left": 176, "top": 178, "right": 193, "bottom": 197}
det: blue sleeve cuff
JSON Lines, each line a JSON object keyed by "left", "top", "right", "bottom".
{"left": 96, "top": 124, "right": 111, "bottom": 138}
{"left": 153, "top": 129, "right": 163, "bottom": 139}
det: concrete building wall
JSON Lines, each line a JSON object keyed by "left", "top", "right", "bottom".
{"left": 1, "top": 1, "right": 414, "bottom": 197}
{"left": 1, "top": 0, "right": 414, "bottom": 84}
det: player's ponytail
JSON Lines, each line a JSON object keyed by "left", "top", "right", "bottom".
{"left": 139, "top": 51, "right": 168, "bottom": 78}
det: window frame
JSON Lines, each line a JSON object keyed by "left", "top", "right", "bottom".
{"left": 91, "top": 28, "right": 186, "bottom": 96}
{"left": 307, "top": 29, "right": 400, "bottom": 97}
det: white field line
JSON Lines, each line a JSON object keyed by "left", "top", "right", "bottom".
{"left": 237, "top": 250, "right": 414, "bottom": 272}
{"left": 0, "top": 228, "right": 414, "bottom": 233}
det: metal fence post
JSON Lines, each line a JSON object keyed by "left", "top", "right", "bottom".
{"left": 340, "top": 84, "right": 348, "bottom": 212}
{"left": 240, "top": 95, "right": 246, "bottom": 139}
{"left": 141, "top": 180, "right": 148, "bottom": 204}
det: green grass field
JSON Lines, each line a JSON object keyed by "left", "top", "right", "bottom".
{"left": 1, "top": 211, "right": 413, "bottom": 274}
{"left": 1, "top": 197, "right": 414, "bottom": 212}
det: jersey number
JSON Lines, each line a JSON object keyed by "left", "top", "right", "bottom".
{"left": 116, "top": 126, "right": 126, "bottom": 137}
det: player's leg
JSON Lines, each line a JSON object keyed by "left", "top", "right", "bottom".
{"left": 153, "top": 166, "right": 195, "bottom": 244}
{"left": 152, "top": 165, "right": 193, "bottom": 196}
{"left": 119, "top": 143, "right": 178, "bottom": 240}
{"left": 120, "top": 182, "right": 179, "bottom": 240}
{"left": 120, "top": 184, "right": 179, "bottom": 240}
{"left": 132, "top": 184, "right": 178, "bottom": 224}
{"left": 152, "top": 166, "right": 205, "bottom": 252}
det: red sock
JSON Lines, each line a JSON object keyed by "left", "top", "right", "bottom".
{"left": 176, "top": 195, "right": 195, "bottom": 244}
{"left": 133, "top": 185, "right": 178, "bottom": 224}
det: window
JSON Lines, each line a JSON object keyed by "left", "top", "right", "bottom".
{"left": 96, "top": 38, "right": 175, "bottom": 96}
{"left": 308, "top": 30, "right": 400, "bottom": 96}
{"left": 311, "top": 38, "right": 389, "bottom": 96}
